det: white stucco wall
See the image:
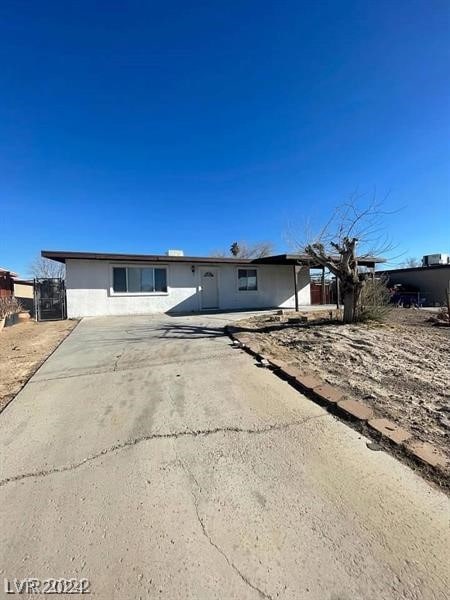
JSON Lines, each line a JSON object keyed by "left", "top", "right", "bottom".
{"left": 65, "top": 259, "right": 310, "bottom": 317}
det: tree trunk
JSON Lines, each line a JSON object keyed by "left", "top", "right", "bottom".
{"left": 343, "top": 289, "right": 354, "bottom": 323}
{"left": 352, "top": 279, "right": 366, "bottom": 321}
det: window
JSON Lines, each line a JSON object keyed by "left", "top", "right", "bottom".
{"left": 238, "top": 268, "right": 257, "bottom": 291}
{"left": 112, "top": 267, "right": 167, "bottom": 293}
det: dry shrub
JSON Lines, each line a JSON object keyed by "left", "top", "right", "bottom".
{"left": 436, "top": 306, "right": 449, "bottom": 323}
{"left": 356, "top": 277, "right": 392, "bottom": 323}
{"left": 0, "top": 297, "right": 22, "bottom": 319}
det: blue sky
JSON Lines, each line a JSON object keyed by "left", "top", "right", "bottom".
{"left": 1, "top": 0, "right": 449, "bottom": 276}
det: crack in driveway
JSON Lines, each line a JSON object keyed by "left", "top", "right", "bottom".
{"left": 177, "top": 454, "right": 274, "bottom": 600}
{"left": 30, "top": 351, "right": 242, "bottom": 384}
{"left": 0, "top": 415, "right": 326, "bottom": 488}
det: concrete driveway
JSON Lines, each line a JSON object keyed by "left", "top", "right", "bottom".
{"left": 1, "top": 313, "right": 449, "bottom": 600}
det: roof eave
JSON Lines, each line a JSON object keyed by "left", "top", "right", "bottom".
{"left": 41, "top": 250, "right": 253, "bottom": 265}
{"left": 41, "top": 250, "right": 386, "bottom": 268}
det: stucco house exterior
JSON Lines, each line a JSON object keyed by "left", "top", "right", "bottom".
{"left": 42, "top": 249, "right": 381, "bottom": 318}
{"left": 42, "top": 250, "right": 309, "bottom": 318}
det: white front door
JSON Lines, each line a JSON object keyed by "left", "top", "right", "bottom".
{"left": 200, "top": 268, "right": 219, "bottom": 309}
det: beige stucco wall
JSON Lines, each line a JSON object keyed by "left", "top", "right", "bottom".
{"left": 14, "top": 282, "right": 34, "bottom": 299}
{"left": 14, "top": 282, "right": 35, "bottom": 313}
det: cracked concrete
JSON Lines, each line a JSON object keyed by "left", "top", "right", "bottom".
{"left": 178, "top": 456, "right": 273, "bottom": 600}
{"left": 0, "top": 415, "right": 326, "bottom": 488}
{"left": 1, "top": 313, "right": 449, "bottom": 600}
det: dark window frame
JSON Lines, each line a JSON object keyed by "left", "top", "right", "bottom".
{"left": 237, "top": 268, "right": 258, "bottom": 291}
{"left": 111, "top": 265, "right": 168, "bottom": 294}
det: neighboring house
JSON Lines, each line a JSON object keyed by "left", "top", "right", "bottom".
{"left": 0, "top": 267, "right": 17, "bottom": 298}
{"left": 379, "top": 264, "right": 450, "bottom": 306}
{"left": 13, "top": 279, "right": 35, "bottom": 313}
{"left": 0, "top": 268, "right": 35, "bottom": 314}
{"left": 42, "top": 249, "right": 382, "bottom": 318}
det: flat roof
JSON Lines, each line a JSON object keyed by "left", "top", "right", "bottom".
{"left": 42, "top": 250, "right": 385, "bottom": 268}
{"left": 378, "top": 264, "right": 450, "bottom": 275}
{"left": 42, "top": 250, "right": 254, "bottom": 265}
{"left": 0, "top": 267, "right": 18, "bottom": 277}
{"left": 254, "top": 253, "right": 384, "bottom": 267}
{"left": 13, "top": 278, "right": 34, "bottom": 285}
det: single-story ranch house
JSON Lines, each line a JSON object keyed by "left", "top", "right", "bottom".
{"left": 42, "top": 249, "right": 381, "bottom": 318}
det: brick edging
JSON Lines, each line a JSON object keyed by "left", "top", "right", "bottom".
{"left": 225, "top": 325, "right": 449, "bottom": 476}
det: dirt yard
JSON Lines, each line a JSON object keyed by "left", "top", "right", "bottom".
{"left": 0, "top": 319, "right": 77, "bottom": 412}
{"left": 237, "top": 309, "right": 450, "bottom": 461}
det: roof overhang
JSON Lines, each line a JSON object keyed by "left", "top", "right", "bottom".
{"left": 42, "top": 250, "right": 386, "bottom": 269}
{"left": 253, "top": 253, "right": 385, "bottom": 268}
{"left": 41, "top": 250, "right": 254, "bottom": 265}
{"left": 0, "top": 267, "right": 18, "bottom": 277}
{"left": 13, "top": 278, "right": 34, "bottom": 285}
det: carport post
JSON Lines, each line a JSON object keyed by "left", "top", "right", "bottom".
{"left": 321, "top": 266, "right": 326, "bottom": 305}
{"left": 293, "top": 264, "right": 299, "bottom": 312}
{"left": 34, "top": 278, "right": 38, "bottom": 322}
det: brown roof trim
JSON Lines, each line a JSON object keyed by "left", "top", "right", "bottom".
{"left": 41, "top": 250, "right": 253, "bottom": 265}
{"left": 253, "top": 253, "right": 385, "bottom": 267}
{"left": 13, "top": 278, "right": 34, "bottom": 286}
{"left": 0, "top": 267, "right": 19, "bottom": 277}
{"left": 42, "top": 250, "right": 386, "bottom": 268}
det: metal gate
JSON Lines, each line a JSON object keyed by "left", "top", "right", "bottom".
{"left": 34, "top": 278, "right": 67, "bottom": 321}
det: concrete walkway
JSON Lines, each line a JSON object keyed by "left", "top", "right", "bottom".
{"left": 0, "top": 313, "right": 448, "bottom": 600}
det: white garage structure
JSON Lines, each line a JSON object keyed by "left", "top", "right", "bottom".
{"left": 42, "top": 250, "right": 317, "bottom": 318}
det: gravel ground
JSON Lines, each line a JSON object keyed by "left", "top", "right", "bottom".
{"left": 0, "top": 319, "right": 77, "bottom": 412}
{"left": 237, "top": 309, "right": 450, "bottom": 460}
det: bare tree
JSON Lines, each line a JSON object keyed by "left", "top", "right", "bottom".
{"left": 401, "top": 257, "right": 420, "bottom": 268}
{"left": 242, "top": 241, "right": 274, "bottom": 259}
{"left": 211, "top": 241, "right": 274, "bottom": 259}
{"left": 29, "top": 256, "right": 65, "bottom": 279}
{"left": 298, "top": 196, "right": 391, "bottom": 323}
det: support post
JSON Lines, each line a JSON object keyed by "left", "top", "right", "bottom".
{"left": 321, "top": 266, "right": 326, "bottom": 305}
{"left": 293, "top": 264, "right": 299, "bottom": 312}
{"left": 336, "top": 277, "right": 340, "bottom": 309}
{"left": 34, "top": 278, "right": 38, "bottom": 322}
